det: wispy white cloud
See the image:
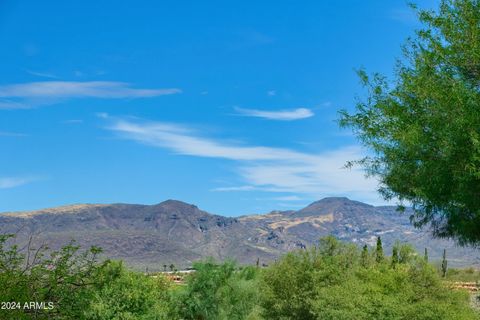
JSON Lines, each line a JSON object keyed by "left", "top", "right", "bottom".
{"left": 0, "top": 99, "right": 30, "bottom": 109}
{"left": 0, "top": 131, "right": 28, "bottom": 137}
{"left": 25, "top": 70, "right": 58, "bottom": 79}
{"left": 105, "top": 117, "right": 383, "bottom": 203}
{"left": 0, "top": 176, "right": 38, "bottom": 189}
{"left": 0, "top": 81, "right": 181, "bottom": 99}
{"left": 108, "top": 118, "right": 318, "bottom": 161}
{"left": 62, "top": 119, "right": 83, "bottom": 124}
{"left": 0, "top": 81, "right": 181, "bottom": 109}
{"left": 267, "top": 90, "right": 276, "bottom": 96}
{"left": 270, "top": 195, "right": 304, "bottom": 201}
{"left": 212, "top": 185, "right": 257, "bottom": 192}
{"left": 234, "top": 107, "right": 314, "bottom": 121}
{"left": 253, "top": 195, "right": 306, "bottom": 202}
{"left": 96, "top": 112, "right": 109, "bottom": 119}
{"left": 277, "top": 203, "right": 308, "bottom": 208}
{"left": 320, "top": 101, "right": 332, "bottom": 107}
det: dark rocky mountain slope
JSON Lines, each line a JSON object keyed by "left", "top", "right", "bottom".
{"left": 0, "top": 197, "right": 478, "bottom": 270}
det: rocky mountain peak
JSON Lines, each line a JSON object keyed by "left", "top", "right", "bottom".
{"left": 155, "top": 199, "right": 199, "bottom": 211}
{"left": 1, "top": 198, "right": 478, "bottom": 269}
{"left": 294, "top": 197, "right": 372, "bottom": 217}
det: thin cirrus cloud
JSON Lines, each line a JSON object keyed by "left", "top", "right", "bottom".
{"left": 25, "top": 69, "right": 59, "bottom": 79}
{"left": 0, "top": 131, "right": 28, "bottom": 137}
{"left": 234, "top": 107, "right": 314, "bottom": 121}
{"left": 0, "top": 176, "right": 38, "bottom": 189}
{"left": 0, "top": 81, "right": 181, "bottom": 109}
{"left": 212, "top": 185, "right": 257, "bottom": 192}
{"left": 105, "top": 117, "right": 383, "bottom": 204}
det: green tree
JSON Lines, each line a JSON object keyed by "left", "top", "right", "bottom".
{"left": 172, "top": 259, "right": 259, "bottom": 320}
{"left": 260, "top": 249, "right": 321, "bottom": 320}
{"left": 398, "top": 244, "right": 415, "bottom": 264}
{"left": 339, "top": 0, "right": 480, "bottom": 246}
{"left": 216, "top": 266, "right": 261, "bottom": 320}
{"left": 0, "top": 233, "right": 174, "bottom": 320}
{"left": 0, "top": 234, "right": 107, "bottom": 319}
{"left": 261, "top": 236, "right": 476, "bottom": 320}
{"left": 85, "top": 261, "right": 171, "bottom": 320}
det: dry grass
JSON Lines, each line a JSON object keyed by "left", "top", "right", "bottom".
{"left": 268, "top": 213, "right": 334, "bottom": 230}
{"left": 2, "top": 204, "right": 108, "bottom": 218}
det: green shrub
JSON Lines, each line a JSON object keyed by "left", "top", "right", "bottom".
{"left": 171, "top": 259, "right": 260, "bottom": 320}
{"left": 1, "top": 234, "right": 476, "bottom": 320}
{"left": 260, "top": 237, "right": 477, "bottom": 320}
{"left": 85, "top": 260, "right": 171, "bottom": 320}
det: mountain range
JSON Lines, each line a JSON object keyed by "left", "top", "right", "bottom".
{"left": 0, "top": 197, "right": 478, "bottom": 270}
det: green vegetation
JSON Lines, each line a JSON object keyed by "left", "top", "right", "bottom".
{"left": 170, "top": 259, "right": 261, "bottom": 320}
{"left": 0, "top": 234, "right": 172, "bottom": 320}
{"left": 85, "top": 261, "right": 171, "bottom": 319}
{"left": 339, "top": 0, "right": 480, "bottom": 246}
{"left": 0, "top": 234, "right": 477, "bottom": 319}
{"left": 446, "top": 267, "right": 480, "bottom": 282}
{"left": 260, "top": 237, "right": 476, "bottom": 320}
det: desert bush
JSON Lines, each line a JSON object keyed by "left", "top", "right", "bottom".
{"left": 171, "top": 259, "right": 260, "bottom": 320}
{"left": 260, "top": 236, "right": 477, "bottom": 320}
{"left": 1, "top": 234, "right": 476, "bottom": 320}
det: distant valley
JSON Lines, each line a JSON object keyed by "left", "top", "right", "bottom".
{"left": 0, "top": 197, "right": 478, "bottom": 270}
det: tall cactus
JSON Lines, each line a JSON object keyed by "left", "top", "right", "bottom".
{"left": 361, "top": 244, "right": 369, "bottom": 267}
{"left": 375, "top": 237, "right": 384, "bottom": 263}
{"left": 391, "top": 245, "right": 399, "bottom": 268}
{"left": 441, "top": 249, "right": 448, "bottom": 278}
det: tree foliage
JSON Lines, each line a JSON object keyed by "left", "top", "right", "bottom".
{"left": 85, "top": 261, "right": 171, "bottom": 320}
{"left": 0, "top": 234, "right": 476, "bottom": 319}
{"left": 0, "top": 234, "right": 106, "bottom": 319}
{"left": 0, "top": 234, "right": 171, "bottom": 320}
{"left": 172, "top": 259, "right": 260, "bottom": 320}
{"left": 339, "top": 0, "right": 480, "bottom": 245}
{"left": 260, "top": 236, "right": 477, "bottom": 320}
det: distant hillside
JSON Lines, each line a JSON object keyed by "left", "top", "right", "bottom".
{"left": 1, "top": 197, "right": 478, "bottom": 270}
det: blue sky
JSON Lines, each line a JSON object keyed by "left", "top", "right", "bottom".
{"left": 0, "top": 1, "right": 437, "bottom": 215}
